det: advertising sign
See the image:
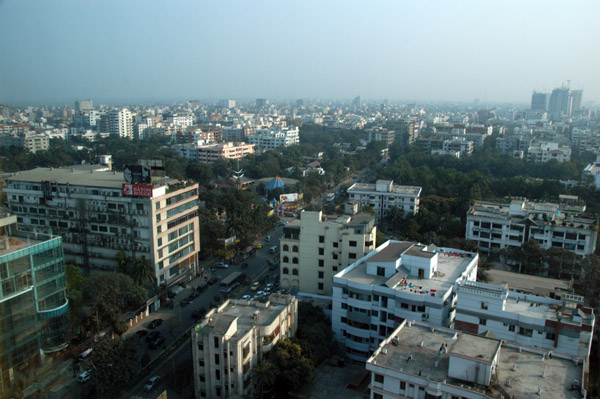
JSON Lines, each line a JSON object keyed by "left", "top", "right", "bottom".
{"left": 280, "top": 193, "right": 298, "bottom": 203}
{"left": 122, "top": 183, "right": 153, "bottom": 197}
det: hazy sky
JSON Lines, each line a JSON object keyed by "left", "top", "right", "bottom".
{"left": 1, "top": 0, "right": 598, "bottom": 105}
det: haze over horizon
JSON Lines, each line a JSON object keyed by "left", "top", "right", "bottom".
{"left": 0, "top": 0, "right": 598, "bottom": 106}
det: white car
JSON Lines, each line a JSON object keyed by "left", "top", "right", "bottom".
{"left": 256, "top": 291, "right": 265, "bottom": 296}
{"left": 144, "top": 376, "right": 160, "bottom": 391}
{"left": 241, "top": 295, "right": 251, "bottom": 300}
{"left": 215, "top": 262, "right": 229, "bottom": 269}
{"left": 77, "top": 371, "right": 91, "bottom": 383}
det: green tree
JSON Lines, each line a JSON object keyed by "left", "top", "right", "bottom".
{"left": 86, "top": 337, "right": 138, "bottom": 399}
{"left": 269, "top": 339, "right": 314, "bottom": 395}
{"left": 131, "top": 257, "right": 155, "bottom": 287}
{"left": 251, "top": 360, "right": 276, "bottom": 399}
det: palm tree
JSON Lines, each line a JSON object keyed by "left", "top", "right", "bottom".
{"left": 132, "top": 257, "right": 155, "bottom": 287}
{"left": 251, "top": 360, "right": 276, "bottom": 399}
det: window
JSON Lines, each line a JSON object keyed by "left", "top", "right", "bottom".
{"left": 518, "top": 327, "right": 533, "bottom": 337}
{"left": 292, "top": 245, "right": 298, "bottom": 252}
{"left": 214, "top": 337, "right": 219, "bottom": 348}
{"left": 400, "top": 381, "right": 406, "bottom": 390}
{"left": 377, "top": 267, "right": 385, "bottom": 276}
{"left": 319, "top": 235, "right": 324, "bottom": 243}
{"left": 282, "top": 267, "right": 289, "bottom": 275}
{"left": 481, "top": 302, "right": 488, "bottom": 310}
{"left": 318, "top": 259, "right": 324, "bottom": 267}
{"left": 319, "top": 247, "right": 324, "bottom": 255}
{"left": 215, "top": 354, "right": 220, "bottom": 364}
{"left": 374, "top": 374, "right": 384, "bottom": 383}
{"left": 283, "top": 244, "right": 289, "bottom": 251}
{"left": 318, "top": 282, "right": 324, "bottom": 290}
{"left": 283, "top": 256, "right": 289, "bottom": 263}
{"left": 373, "top": 393, "right": 383, "bottom": 399}
{"left": 508, "top": 324, "right": 515, "bottom": 332}
{"left": 292, "top": 257, "right": 298, "bottom": 264}
{"left": 349, "top": 240, "right": 357, "bottom": 247}
{"left": 333, "top": 242, "right": 338, "bottom": 248}
{"left": 479, "top": 318, "right": 487, "bottom": 326}
{"left": 546, "top": 332, "right": 556, "bottom": 341}
{"left": 349, "top": 253, "right": 356, "bottom": 259}
{"left": 318, "top": 271, "right": 324, "bottom": 279}
{"left": 292, "top": 269, "right": 298, "bottom": 276}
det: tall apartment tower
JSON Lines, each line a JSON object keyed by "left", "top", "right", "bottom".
{"left": 279, "top": 211, "right": 376, "bottom": 296}
{"left": 530, "top": 91, "right": 549, "bottom": 111}
{"left": 570, "top": 89, "right": 583, "bottom": 113}
{"left": 548, "top": 87, "right": 572, "bottom": 119}
{"left": 109, "top": 108, "right": 133, "bottom": 138}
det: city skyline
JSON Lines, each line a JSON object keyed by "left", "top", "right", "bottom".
{"left": 0, "top": 0, "right": 598, "bottom": 105}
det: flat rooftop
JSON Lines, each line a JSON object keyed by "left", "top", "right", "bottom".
{"left": 339, "top": 243, "right": 476, "bottom": 297}
{"left": 486, "top": 269, "right": 572, "bottom": 297}
{"left": 200, "top": 295, "right": 294, "bottom": 338}
{"left": 348, "top": 182, "right": 421, "bottom": 195}
{"left": 0, "top": 232, "right": 53, "bottom": 257}
{"left": 7, "top": 165, "right": 178, "bottom": 190}
{"left": 369, "top": 321, "right": 584, "bottom": 399}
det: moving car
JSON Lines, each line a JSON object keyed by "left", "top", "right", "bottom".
{"left": 269, "top": 246, "right": 278, "bottom": 254}
{"left": 148, "top": 319, "right": 163, "bottom": 329}
{"left": 208, "top": 277, "right": 218, "bottom": 285}
{"left": 251, "top": 281, "right": 260, "bottom": 291}
{"left": 265, "top": 236, "right": 272, "bottom": 242}
{"left": 215, "top": 261, "right": 229, "bottom": 268}
{"left": 192, "top": 309, "right": 205, "bottom": 319}
{"left": 136, "top": 329, "right": 149, "bottom": 338}
{"left": 180, "top": 297, "right": 193, "bottom": 307}
{"left": 144, "top": 376, "right": 161, "bottom": 391}
{"left": 256, "top": 244, "right": 263, "bottom": 249}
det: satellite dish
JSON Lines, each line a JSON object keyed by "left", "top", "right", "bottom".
{"left": 124, "top": 167, "right": 133, "bottom": 182}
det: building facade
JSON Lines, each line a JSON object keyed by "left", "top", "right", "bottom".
{"left": 454, "top": 279, "right": 594, "bottom": 359}
{"left": 173, "top": 142, "right": 255, "bottom": 163}
{"left": 366, "top": 320, "right": 587, "bottom": 399}
{"left": 247, "top": 127, "right": 299, "bottom": 150}
{"left": 0, "top": 215, "right": 69, "bottom": 396}
{"left": 466, "top": 199, "right": 597, "bottom": 256}
{"left": 347, "top": 180, "right": 422, "bottom": 220}
{"left": 4, "top": 165, "right": 200, "bottom": 287}
{"left": 332, "top": 240, "right": 478, "bottom": 360}
{"left": 192, "top": 295, "right": 298, "bottom": 399}
{"left": 526, "top": 141, "right": 571, "bottom": 163}
{"left": 279, "top": 211, "right": 376, "bottom": 296}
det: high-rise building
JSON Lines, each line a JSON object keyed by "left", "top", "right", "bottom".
{"left": 530, "top": 91, "right": 549, "bottom": 111}
{"left": 570, "top": 89, "right": 583, "bottom": 113}
{"left": 74, "top": 100, "right": 93, "bottom": 112}
{"left": 353, "top": 95, "right": 361, "bottom": 107}
{"left": 4, "top": 164, "right": 200, "bottom": 287}
{"left": 109, "top": 108, "right": 133, "bottom": 138}
{"left": 192, "top": 295, "right": 298, "bottom": 399}
{"left": 279, "top": 211, "right": 376, "bottom": 296}
{"left": 0, "top": 215, "right": 69, "bottom": 396}
{"left": 548, "top": 87, "right": 572, "bottom": 119}
{"left": 255, "top": 98, "right": 268, "bottom": 107}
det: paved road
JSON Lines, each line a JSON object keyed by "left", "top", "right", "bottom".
{"left": 121, "top": 224, "right": 285, "bottom": 397}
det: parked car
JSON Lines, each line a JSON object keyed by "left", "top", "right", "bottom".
{"left": 77, "top": 371, "right": 91, "bottom": 383}
{"left": 148, "top": 319, "right": 163, "bottom": 329}
{"left": 269, "top": 246, "right": 278, "bottom": 254}
{"left": 146, "top": 331, "right": 162, "bottom": 342}
{"left": 265, "top": 236, "right": 272, "bottom": 242}
{"left": 136, "top": 329, "right": 149, "bottom": 338}
{"left": 269, "top": 262, "right": 279, "bottom": 271}
{"left": 241, "top": 262, "right": 249, "bottom": 269}
{"left": 189, "top": 290, "right": 199, "bottom": 299}
{"left": 148, "top": 336, "right": 165, "bottom": 349}
{"left": 241, "top": 294, "right": 251, "bottom": 300}
{"left": 192, "top": 309, "right": 205, "bottom": 319}
{"left": 251, "top": 281, "right": 260, "bottom": 291}
{"left": 215, "top": 261, "right": 229, "bottom": 268}
{"left": 144, "top": 376, "right": 161, "bottom": 391}
{"left": 208, "top": 277, "right": 218, "bottom": 285}
{"left": 180, "top": 298, "right": 193, "bottom": 307}
{"left": 256, "top": 244, "right": 263, "bottom": 249}
{"left": 197, "top": 283, "right": 208, "bottom": 293}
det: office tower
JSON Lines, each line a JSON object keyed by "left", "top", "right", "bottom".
{"left": 74, "top": 100, "right": 94, "bottom": 112}
{"left": 255, "top": 98, "right": 268, "bottom": 107}
{"left": 570, "top": 90, "right": 583, "bottom": 113}
{"left": 353, "top": 96, "right": 361, "bottom": 107}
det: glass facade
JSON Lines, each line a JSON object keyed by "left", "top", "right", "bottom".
{"left": 0, "top": 234, "right": 68, "bottom": 395}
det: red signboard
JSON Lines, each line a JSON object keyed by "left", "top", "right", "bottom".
{"left": 122, "top": 183, "right": 153, "bottom": 197}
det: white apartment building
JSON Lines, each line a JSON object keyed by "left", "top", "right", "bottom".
{"left": 163, "top": 112, "right": 194, "bottom": 127}
{"left": 279, "top": 211, "right": 376, "bottom": 296}
{"left": 454, "top": 278, "right": 594, "bottom": 359}
{"left": 332, "top": 240, "right": 478, "bottom": 360}
{"left": 442, "top": 137, "right": 473, "bottom": 155}
{"left": 109, "top": 108, "right": 133, "bottom": 139}
{"left": 583, "top": 155, "right": 600, "bottom": 188}
{"left": 526, "top": 141, "right": 572, "bottom": 163}
{"left": 173, "top": 142, "right": 255, "bottom": 164}
{"left": 366, "top": 320, "right": 587, "bottom": 399}
{"left": 4, "top": 164, "right": 200, "bottom": 287}
{"left": 192, "top": 294, "right": 298, "bottom": 399}
{"left": 347, "top": 180, "right": 422, "bottom": 220}
{"left": 466, "top": 199, "right": 597, "bottom": 256}
{"left": 247, "top": 127, "right": 299, "bottom": 150}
